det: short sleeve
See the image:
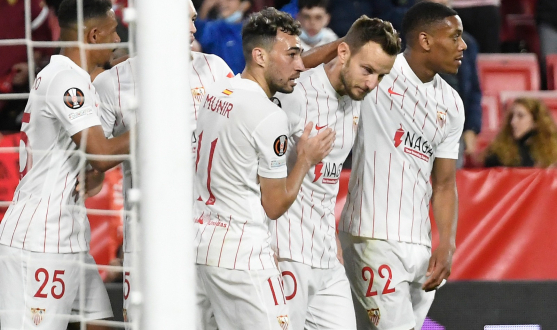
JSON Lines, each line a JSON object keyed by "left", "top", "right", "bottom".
{"left": 275, "top": 89, "right": 305, "bottom": 137}
{"left": 253, "top": 110, "right": 290, "bottom": 179}
{"left": 212, "top": 54, "right": 234, "bottom": 79}
{"left": 436, "top": 95, "right": 465, "bottom": 159}
{"left": 46, "top": 70, "right": 101, "bottom": 137}
{"left": 93, "top": 69, "right": 117, "bottom": 138}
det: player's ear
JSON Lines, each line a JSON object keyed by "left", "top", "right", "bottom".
{"left": 252, "top": 47, "right": 267, "bottom": 68}
{"left": 418, "top": 32, "right": 432, "bottom": 52}
{"left": 86, "top": 26, "right": 99, "bottom": 44}
{"left": 337, "top": 42, "right": 350, "bottom": 65}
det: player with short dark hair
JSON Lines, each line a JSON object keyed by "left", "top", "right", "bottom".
{"left": 339, "top": 2, "right": 466, "bottom": 329}
{"left": 194, "top": 7, "right": 334, "bottom": 330}
{"left": 0, "top": 0, "right": 128, "bottom": 328}
{"left": 271, "top": 16, "right": 401, "bottom": 330}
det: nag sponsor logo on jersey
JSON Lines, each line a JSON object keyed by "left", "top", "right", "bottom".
{"left": 366, "top": 308, "right": 380, "bottom": 326}
{"left": 191, "top": 87, "right": 205, "bottom": 105}
{"left": 313, "top": 162, "right": 343, "bottom": 184}
{"left": 274, "top": 135, "right": 288, "bottom": 156}
{"left": 31, "top": 308, "right": 45, "bottom": 326}
{"left": 63, "top": 88, "right": 85, "bottom": 109}
{"left": 277, "top": 315, "right": 290, "bottom": 330}
{"left": 203, "top": 94, "right": 233, "bottom": 118}
{"left": 393, "top": 125, "right": 432, "bottom": 162}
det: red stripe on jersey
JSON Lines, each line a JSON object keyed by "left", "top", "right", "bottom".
{"left": 0, "top": 191, "right": 20, "bottom": 240}
{"left": 419, "top": 195, "right": 426, "bottom": 245}
{"left": 441, "top": 82, "right": 446, "bottom": 105}
{"left": 385, "top": 154, "right": 392, "bottom": 240}
{"left": 275, "top": 216, "right": 279, "bottom": 256}
{"left": 191, "top": 62, "right": 204, "bottom": 121}
{"left": 287, "top": 210, "right": 292, "bottom": 259}
{"left": 43, "top": 195, "right": 51, "bottom": 252}
{"left": 358, "top": 169, "right": 365, "bottom": 236}
{"left": 309, "top": 76, "right": 320, "bottom": 120}
{"left": 422, "top": 113, "right": 429, "bottom": 131}
{"left": 202, "top": 54, "right": 216, "bottom": 82}
{"left": 300, "top": 206, "right": 305, "bottom": 264}
{"left": 412, "top": 101, "right": 419, "bottom": 123}
{"left": 258, "top": 244, "right": 265, "bottom": 269}
{"left": 341, "top": 102, "right": 346, "bottom": 149}
{"left": 415, "top": 85, "right": 419, "bottom": 96}
{"left": 401, "top": 87, "right": 408, "bottom": 109}
{"left": 325, "top": 94, "right": 330, "bottom": 127}
{"left": 248, "top": 246, "right": 253, "bottom": 270}
{"left": 319, "top": 235, "right": 327, "bottom": 268}
{"left": 195, "top": 132, "right": 203, "bottom": 172}
{"left": 116, "top": 66, "right": 126, "bottom": 128}
{"left": 205, "top": 138, "right": 218, "bottom": 205}
{"left": 300, "top": 82, "right": 309, "bottom": 126}
{"left": 432, "top": 127, "right": 439, "bottom": 141}
{"left": 128, "top": 60, "right": 136, "bottom": 96}
{"left": 10, "top": 198, "right": 29, "bottom": 246}
{"left": 58, "top": 173, "right": 69, "bottom": 253}
{"left": 22, "top": 112, "right": 30, "bottom": 123}
{"left": 196, "top": 220, "right": 210, "bottom": 262}
{"left": 23, "top": 198, "right": 41, "bottom": 249}
{"left": 69, "top": 209, "right": 76, "bottom": 252}
{"left": 333, "top": 99, "right": 338, "bottom": 149}
{"left": 205, "top": 216, "right": 219, "bottom": 264}
{"left": 411, "top": 168, "right": 421, "bottom": 244}
{"left": 372, "top": 151, "right": 376, "bottom": 237}
{"left": 310, "top": 224, "right": 315, "bottom": 265}
{"left": 233, "top": 221, "right": 248, "bottom": 269}
{"left": 451, "top": 89, "right": 459, "bottom": 113}
{"left": 398, "top": 162, "right": 405, "bottom": 241}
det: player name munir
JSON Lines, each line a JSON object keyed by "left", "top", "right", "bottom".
{"left": 203, "top": 93, "right": 233, "bottom": 118}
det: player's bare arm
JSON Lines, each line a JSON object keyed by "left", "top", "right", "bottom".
{"left": 301, "top": 38, "right": 343, "bottom": 69}
{"left": 260, "top": 122, "right": 335, "bottom": 220}
{"left": 423, "top": 157, "right": 458, "bottom": 292}
{"left": 72, "top": 126, "right": 130, "bottom": 172}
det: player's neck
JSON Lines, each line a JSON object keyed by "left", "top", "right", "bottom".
{"left": 324, "top": 58, "right": 345, "bottom": 96}
{"left": 241, "top": 68, "right": 273, "bottom": 98}
{"left": 403, "top": 50, "right": 435, "bottom": 83}
{"left": 59, "top": 48, "right": 96, "bottom": 76}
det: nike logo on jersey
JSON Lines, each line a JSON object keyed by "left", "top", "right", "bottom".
{"left": 387, "top": 87, "right": 403, "bottom": 97}
{"left": 315, "top": 124, "right": 327, "bottom": 130}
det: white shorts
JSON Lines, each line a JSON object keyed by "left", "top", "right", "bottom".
{"left": 278, "top": 259, "right": 356, "bottom": 330}
{"left": 0, "top": 244, "right": 113, "bottom": 330}
{"left": 196, "top": 265, "right": 290, "bottom": 330}
{"left": 339, "top": 232, "right": 435, "bottom": 330}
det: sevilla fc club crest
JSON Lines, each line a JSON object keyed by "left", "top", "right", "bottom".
{"left": 277, "top": 315, "right": 290, "bottom": 330}
{"left": 64, "top": 88, "right": 85, "bottom": 109}
{"left": 393, "top": 124, "right": 405, "bottom": 147}
{"left": 31, "top": 308, "right": 45, "bottom": 326}
{"left": 191, "top": 87, "right": 205, "bottom": 105}
{"left": 367, "top": 308, "right": 381, "bottom": 326}
{"left": 437, "top": 110, "right": 447, "bottom": 128}
{"left": 274, "top": 135, "right": 288, "bottom": 156}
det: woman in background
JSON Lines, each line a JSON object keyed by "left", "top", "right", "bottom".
{"left": 484, "top": 98, "right": 557, "bottom": 168}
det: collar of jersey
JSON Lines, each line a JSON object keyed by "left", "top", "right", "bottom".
{"left": 231, "top": 74, "right": 269, "bottom": 97}
{"left": 312, "top": 63, "right": 340, "bottom": 98}
{"left": 396, "top": 53, "right": 436, "bottom": 88}
{"left": 50, "top": 55, "right": 91, "bottom": 81}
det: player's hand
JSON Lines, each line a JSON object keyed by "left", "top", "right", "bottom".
{"left": 297, "top": 122, "right": 335, "bottom": 166}
{"left": 463, "top": 130, "right": 477, "bottom": 155}
{"left": 76, "top": 169, "right": 105, "bottom": 198}
{"left": 422, "top": 241, "right": 455, "bottom": 292}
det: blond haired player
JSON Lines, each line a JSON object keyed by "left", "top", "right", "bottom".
{"left": 338, "top": 2, "right": 466, "bottom": 329}
{"left": 0, "top": 0, "right": 129, "bottom": 329}
{"left": 271, "top": 16, "right": 401, "bottom": 330}
{"left": 92, "top": 0, "right": 233, "bottom": 326}
{"left": 193, "top": 8, "right": 336, "bottom": 330}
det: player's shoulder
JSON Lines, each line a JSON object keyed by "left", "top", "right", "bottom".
{"left": 93, "top": 57, "right": 135, "bottom": 91}
{"left": 435, "top": 74, "right": 464, "bottom": 108}
{"left": 192, "top": 51, "right": 233, "bottom": 75}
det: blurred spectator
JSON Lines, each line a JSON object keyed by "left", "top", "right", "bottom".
{"left": 297, "top": 0, "right": 338, "bottom": 50}
{"left": 0, "top": 0, "right": 52, "bottom": 131}
{"left": 327, "top": 0, "right": 373, "bottom": 37}
{"left": 196, "top": 0, "right": 252, "bottom": 74}
{"left": 280, "top": 0, "right": 299, "bottom": 17}
{"left": 484, "top": 98, "right": 557, "bottom": 168}
{"left": 0, "top": 132, "right": 20, "bottom": 223}
{"left": 452, "top": 0, "right": 501, "bottom": 53}
{"left": 537, "top": 0, "right": 557, "bottom": 89}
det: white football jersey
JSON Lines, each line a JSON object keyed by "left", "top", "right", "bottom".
{"left": 0, "top": 55, "right": 102, "bottom": 253}
{"left": 271, "top": 65, "right": 360, "bottom": 268}
{"left": 339, "top": 54, "right": 464, "bottom": 247}
{"left": 193, "top": 76, "right": 289, "bottom": 271}
{"left": 93, "top": 53, "right": 233, "bottom": 253}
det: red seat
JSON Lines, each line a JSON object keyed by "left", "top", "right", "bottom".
{"left": 546, "top": 54, "right": 557, "bottom": 90}
{"left": 499, "top": 90, "right": 557, "bottom": 123}
{"left": 477, "top": 54, "right": 540, "bottom": 96}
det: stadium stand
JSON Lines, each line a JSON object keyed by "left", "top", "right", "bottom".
{"left": 477, "top": 53, "right": 540, "bottom": 96}
{"left": 499, "top": 90, "right": 557, "bottom": 123}
{"left": 546, "top": 54, "right": 557, "bottom": 90}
